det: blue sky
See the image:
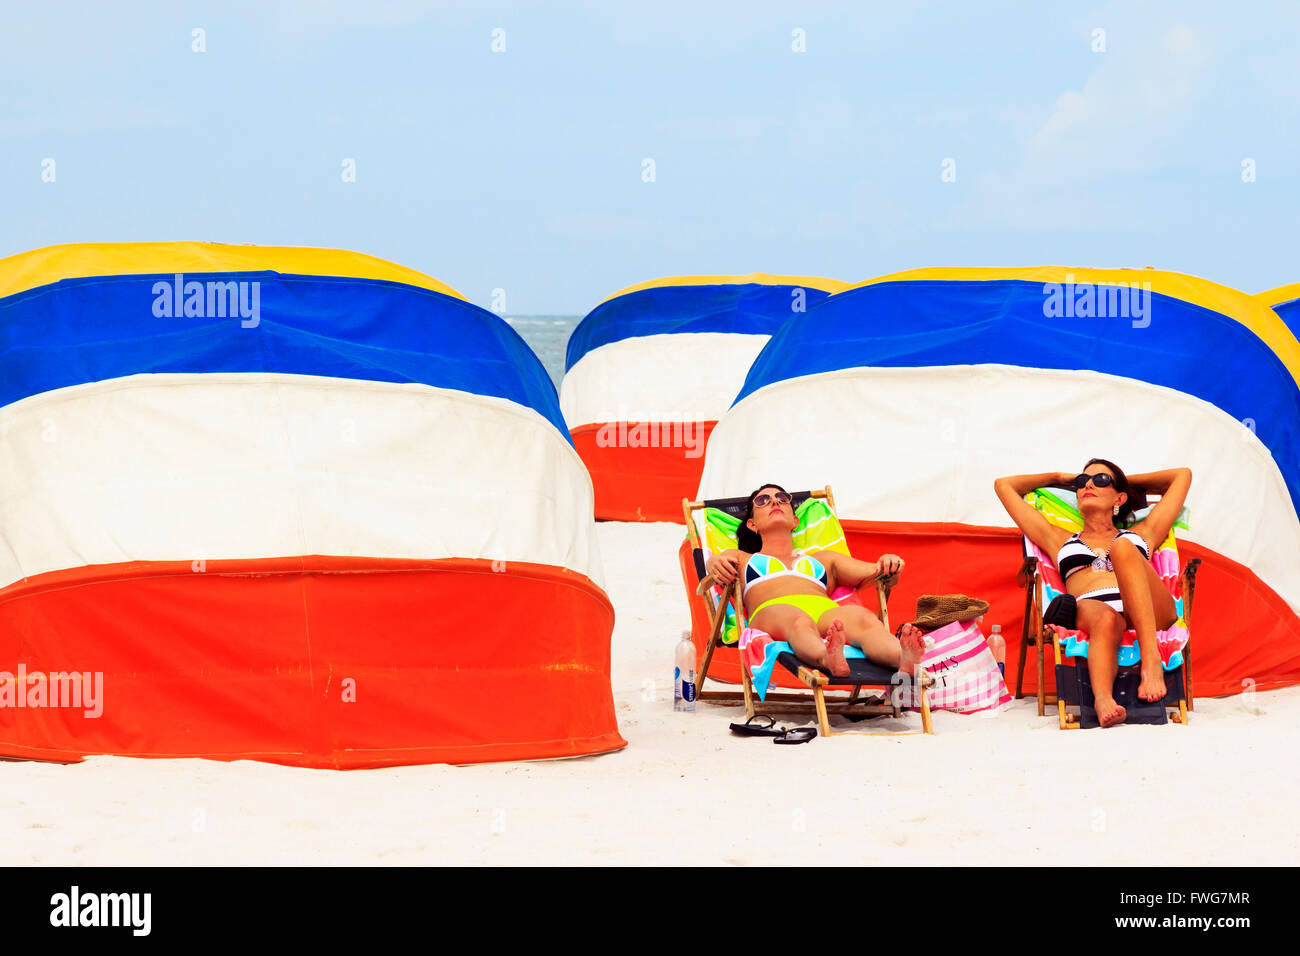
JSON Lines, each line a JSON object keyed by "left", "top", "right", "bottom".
{"left": 3, "top": 1, "right": 1297, "bottom": 313}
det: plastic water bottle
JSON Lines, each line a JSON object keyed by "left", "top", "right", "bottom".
{"left": 989, "top": 625, "right": 1006, "bottom": 677}
{"left": 674, "top": 630, "right": 696, "bottom": 712}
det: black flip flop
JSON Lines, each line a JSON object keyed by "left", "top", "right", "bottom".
{"left": 773, "top": 727, "right": 817, "bottom": 744}
{"left": 728, "top": 715, "right": 817, "bottom": 744}
{"left": 728, "top": 715, "right": 780, "bottom": 736}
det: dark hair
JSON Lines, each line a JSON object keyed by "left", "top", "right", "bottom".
{"left": 1083, "top": 457, "right": 1147, "bottom": 527}
{"left": 737, "top": 482, "right": 790, "bottom": 553}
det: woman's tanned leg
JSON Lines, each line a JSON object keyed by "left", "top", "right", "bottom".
{"left": 1142, "top": 560, "right": 1179, "bottom": 629}
{"left": 1110, "top": 539, "right": 1167, "bottom": 702}
{"left": 823, "top": 605, "right": 898, "bottom": 667}
{"left": 820, "top": 606, "right": 926, "bottom": 676}
{"left": 751, "top": 604, "right": 835, "bottom": 672}
{"left": 1078, "top": 599, "right": 1126, "bottom": 727}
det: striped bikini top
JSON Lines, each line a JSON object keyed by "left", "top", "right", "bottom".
{"left": 1056, "top": 530, "right": 1150, "bottom": 582}
{"left": 743, "top": 551, "right": 828, "bottom": 596}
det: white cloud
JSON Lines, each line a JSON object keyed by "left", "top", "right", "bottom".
{"left": 1026, "top": 22, "right": 1209, "bottom": 175}
{"left": 1039, "top": 90, "right": 1090, "bottom": 138}
{"left": 947, "top": 13, "right": 1222, "bottom": 232}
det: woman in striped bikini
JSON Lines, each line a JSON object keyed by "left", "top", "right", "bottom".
{"left": 994, "top": 460, "right": 1193, "bottom": 727}
{"left": 703, "top": 483, "right": 927, "bottom": 679}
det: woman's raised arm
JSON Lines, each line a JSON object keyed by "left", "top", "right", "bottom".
{"left": 993, "top": 472, "right": 1074, "bottom": 557}
{"left": 1128, "top": 467, "right": 1192, "bottom": 549}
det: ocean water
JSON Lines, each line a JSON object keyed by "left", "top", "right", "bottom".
{"left": 504, "top": 315, "right": 581, "bottom": 389}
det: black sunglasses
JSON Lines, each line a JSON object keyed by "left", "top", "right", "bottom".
{"left": 753, "top": 491, "right": 792, "bottom": 508}
{"left": 1073, "top": 473, "right": 1115, "bottom": 490}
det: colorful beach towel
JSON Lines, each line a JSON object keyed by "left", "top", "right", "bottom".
{"left": 702, "top": 495, "right": 848, "bottom": 558}
{"left": 740, "top": 626, "right": 868, "bottom": 701}
{"left": 1024, "top": 488, "right": 1190, "bottom": 670}
{"left": 1047, "top": 622, "right": 1188, "bottom": 670}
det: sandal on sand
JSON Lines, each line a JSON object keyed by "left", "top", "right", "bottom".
{"left": 773, "top": 727, "right": 817, "bottom": 744}
{"left": 728, "top": 715, "right": 817, "bottom": 744}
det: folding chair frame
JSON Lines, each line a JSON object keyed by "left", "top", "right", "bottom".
{"left": 682, "top": 487, "right": 934, "bottom": 737}
{"left": 1015, "top": 547, "right": 1200, "bottom": 729}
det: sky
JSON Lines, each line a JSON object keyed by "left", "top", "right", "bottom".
{"left": 2, "top": 1, "right": 1297, "bottom": 314}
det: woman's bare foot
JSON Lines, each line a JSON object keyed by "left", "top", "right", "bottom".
{"left": 823, "top": 619, "right": 851, "bottom": 677}
{"left": 1095, "top": 696, "right": 1127, "bottom": 728}
{"left": 897, "top": 623, "right": 927, "bottom": 677}
{"left": 1138, "top": 665, "right": 1167, "bottom": 702}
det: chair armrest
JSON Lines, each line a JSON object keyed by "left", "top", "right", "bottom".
{"left": 873, "top": 570, "right": 899, "bottom": 590}
{"left": 698, "top": 576, "right": 739, "bottom": 605}
{"left": 858, "top": 570, "right": 897, "bottom": 594}
{"left": 871, "top": 571, "right": 898, "bottom": 606}
{"left": 1016, "top": 555, "right": 1039, "bottom": 588}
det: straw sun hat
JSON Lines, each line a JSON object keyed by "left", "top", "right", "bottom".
{"left": 908, "top": 594, "right": 990, "bottom": 632}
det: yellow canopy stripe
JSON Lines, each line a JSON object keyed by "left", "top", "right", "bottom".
{"left": 0, "top": 242, "right": 465, "bottom": 302}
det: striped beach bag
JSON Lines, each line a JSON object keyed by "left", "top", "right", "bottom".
{"left": 901, "top": 620, "right": 1013, "bottom": 713}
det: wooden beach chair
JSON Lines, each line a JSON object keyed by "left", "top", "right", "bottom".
{"left": 1014, "top": 487, "right": 1200, "bottom": 729}
{"left": 682, "top": 486, "right": 934, "bottom": 736}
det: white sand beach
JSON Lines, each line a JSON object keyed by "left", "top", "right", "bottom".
{"left": 3, "top": 521, "right": 1297, "bottom": 866}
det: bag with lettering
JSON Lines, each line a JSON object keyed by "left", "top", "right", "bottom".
{"left": 898, "top": 619, "right": 1012, "bottom": 713}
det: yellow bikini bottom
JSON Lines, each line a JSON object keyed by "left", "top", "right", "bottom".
{"left": 751, "top": 593, "right": 840, "bottom": 623}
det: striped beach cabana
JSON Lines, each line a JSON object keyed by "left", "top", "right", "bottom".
{"left": 689, "top": 266, "right": 1300, "bottom": 697}
{"left": 561, "top": 273, "right": 848, "bottom": 522}
{"left": 0, "top": 242, "right": 624, "bottom": 768}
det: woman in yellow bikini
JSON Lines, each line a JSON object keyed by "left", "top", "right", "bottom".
{"left": 704, "top": 483, "right": 928, "bottom": 678}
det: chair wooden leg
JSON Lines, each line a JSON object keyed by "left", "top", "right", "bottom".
{"left": 697, "top": 632, "right": 719, "bottom": 689}
{"left": 920, "top": 683, "right": 934, "bottom": 735}
{"left": 813, "top": 686, "right": 832, "bottom": 738}
{"left": 1182, "top": 561, "right": 1198, "bottom": 712}
{"left": 741, "top": 661, "right": 756, "bottom": 720}
{"left": 1053, "top": 633, "right": 1079, "bottom": 729}
{"left": 698, "top": 586, "right": 731, "bottom": 674}
{"left": 1016, "top": 568, "right": 1036, "bottom": 700}
{"left": 1036, "top": 630, "right": 1046, "bottom": 717}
